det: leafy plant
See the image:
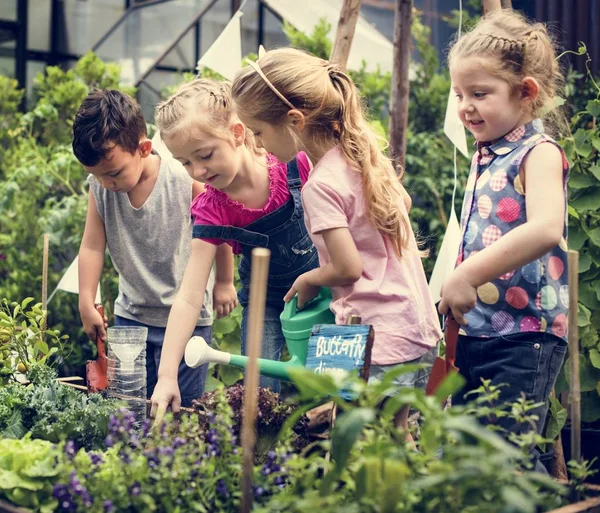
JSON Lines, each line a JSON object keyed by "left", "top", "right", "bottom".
{"left": 553, "top": 44, "right": 600, "bottom": 424}
{"left": 0, "top": 367, "right": 120, "bottom": 450}
{"left": 193, "top": 383, "right": 311, "bottom": 455}
{"left": 0, "top": 298, "right": 66, "bottom": 384}
{"left": 259, "top": 367, "right": 568, "bottom": 513}
{"left": 0, "top": 437, "right": 63, "bottom": 513}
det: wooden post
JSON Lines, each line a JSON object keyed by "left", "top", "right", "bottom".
{"left": 41, "top": 234, "right": 49, "bottom": 337}
{"left": 389, "top": 0, "right": 413, "bottom": 172}
{"left": 329, "top": 0, "right": 362, "bottom": 71}
{"left": 500, "top": 0, "right": 512, "bottom": 7}
{"left": 568, "top": 250, "right": 581, "bottom": 503}
{"left": 482, "top": 0, "right": 502, "bottom": 13}
{"left": 240, "top": 248, "right": 270, "bottom": 513}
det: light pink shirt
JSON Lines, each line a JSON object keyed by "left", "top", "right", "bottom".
{"left": 301, "top": 147, "right": 442, "bottom": 365}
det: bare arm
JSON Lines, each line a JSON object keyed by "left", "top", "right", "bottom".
{"left": 158, "top": 238, "right": 217, "bottom": 379}
{"left": 284, "top": 227, "right": 362, "bottom": 307}
{"left": 78, "top": 190, "right": 107, "bottom": 340}
{"left": 439, "top": 143, "right": 565, "bottom": 323}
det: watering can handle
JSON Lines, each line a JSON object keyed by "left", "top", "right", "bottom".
{"left": 95, "top": 303, "right": 106, "bottom": 359}
{"left": 283, "top": 287, "right": 329, "bottom": 316}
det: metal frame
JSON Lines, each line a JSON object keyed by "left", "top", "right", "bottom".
{"left": 16, "top": 0, "right": 27, "bottom": 94}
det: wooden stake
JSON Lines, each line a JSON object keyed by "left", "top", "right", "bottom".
{"left": 329, "top": 0, "right": 362, "bottom": 71}
{"left": 41, "top": 234, "right": 49, "bottom": 335}
{"left": 482, "top": 0, "right": 502, "bottom": 13}
{"left": 389, "top": 0, "right": 413, "bottom": 172}
{"left": 240, "top": 248, "right": 270, "bottom": 513}
{"left": 568, "top": 250, "right": 581, "bottom": 502}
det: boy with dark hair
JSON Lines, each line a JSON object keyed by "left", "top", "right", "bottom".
{"left": 75, "top": 89, "right": 236, "bottom": 407}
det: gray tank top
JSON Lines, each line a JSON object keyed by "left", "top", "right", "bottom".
{"left": 88, "top": 157, "right": 213, "bottom": 327}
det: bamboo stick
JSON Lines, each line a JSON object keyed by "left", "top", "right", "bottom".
{"left": 568, "top": 250, "right": 581, "bottom": 503}
{"left": 329, "top": 0, "right": 362, "bottom": 71}
{"left": 389, "top": 0, "right": 413, "bottom": 171}
{"left": 240, "top": 248, "right": 271, "bottom": 513}
{"left": 41, "top": 234, "right": 49, "bottom": 336}
{"left": 482, "top": 0, "right": 502, "bottom": 13}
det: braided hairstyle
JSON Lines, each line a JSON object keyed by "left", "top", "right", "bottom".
{"left": 155, "top": 78, "right": 263, "bottom": 156}
{"left": 448, "top": 10, "right": 565, "bottom": 135}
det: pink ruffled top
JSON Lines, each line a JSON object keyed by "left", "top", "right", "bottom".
{"left": 191, "top": 152, "right": 310, "bottom": 254}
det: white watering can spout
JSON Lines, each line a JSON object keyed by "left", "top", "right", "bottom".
{"left": 185, "top": 336, "right": 232, "bottom": 368}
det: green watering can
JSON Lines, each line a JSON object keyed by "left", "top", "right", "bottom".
{"left": 184, "top": 288, "right": 335, "bottom": 381}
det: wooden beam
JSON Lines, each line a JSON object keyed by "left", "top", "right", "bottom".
{"left": 389, "top": 0, "right": 413, "bottom": 171}
{"left": 330, "top": 0, "right": 362, "bottom": 71}
{"left": 482, "top": 0, "right": 502, "bottom": 13}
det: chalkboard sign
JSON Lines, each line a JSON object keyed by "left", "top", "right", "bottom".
{"left": 305, "top": 324, "right": 374, "bottom": 382}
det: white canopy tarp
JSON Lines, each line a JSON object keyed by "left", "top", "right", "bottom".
{"left": 262, "top": 0, "right": 394, "bottom": 74}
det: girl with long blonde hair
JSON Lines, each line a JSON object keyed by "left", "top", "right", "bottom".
{"left": 231, "top": 48, "right": 442, "bottom": 434}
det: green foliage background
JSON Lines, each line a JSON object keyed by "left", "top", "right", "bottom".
{"left": 1, "top": 15, "right": 600, "bottom": 424}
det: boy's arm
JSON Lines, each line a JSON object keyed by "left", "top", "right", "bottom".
{"left": 213, "top": 243, "right": 237, "bottom": 318}
{"left": 79, "top": 190, "right": 108, "bottom": 340}
{"left": 152, "top": 238, "right": 217, "bottom": 418}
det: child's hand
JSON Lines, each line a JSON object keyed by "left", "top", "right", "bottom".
{"left": 438, "top": 268, "right": 477, "bottom": 326}
{"left": 150, "top": 376, "right": 181, "bottom": 424}
{"left": 213, "top": 281, "right": 238, "bottom": 318}
{"left": 80, "top": 305, "right": 108, "bottom": 341}
{"left": 284, "top": 273, "right": 321, "bottom": 309}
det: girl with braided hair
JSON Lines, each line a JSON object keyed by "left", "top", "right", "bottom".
{"left": 231, "top": 48, "right": 442, "bottom": 436}
{"left": 439, "top": 10, "right": 569, "bottom": 455}
{"left": 151, "top": 78, "right": 318, "bottom": 416}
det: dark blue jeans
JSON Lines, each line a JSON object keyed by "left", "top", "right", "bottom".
{"left": 115, "top": 316, "right": 212, "bottom": 407}
{"left": 240, "top": 304, "right": 286, "bottom": 394}
{"left": 453, "top": 332, "right": 567, "bottom": 466}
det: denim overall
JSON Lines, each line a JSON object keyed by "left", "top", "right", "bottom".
{"left": 193, "top": 158, "right": 319, "bottom": 391}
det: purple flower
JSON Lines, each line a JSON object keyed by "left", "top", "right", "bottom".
{"left": 130, "top": 481, "right": 142, "bottom": 496}
{"left": 273, "top": 476, "right": 285, "bottom": 486}
{"left": 53, "top": 484, "right": 69, "bottom": 500}
{"left": 159, "top": 446, "right": 174, "bottom": 457}
{"left": 254, "top": 486, "right": 265, "bottom": 498}
{"left": 216, "top": 479, "right": 228, "bottom": 498}
{"left": 90, "top": 452, "right": 104, "bottom": 466}
{"left": 141, "top": 419, "right": 151, "bottom": 438}
{"left": 104, "top": 500, "right": 114, "bottom": 512}
{"left": 64, "top": 441, "right": 77, "bottom": 459}
{"left": 105, "top": 435, "right": 115, "bottom": 448}
{"left": 267, "top": 450, "right": 277, "bottom": 461}
{"left": 173, "top": 436, "right": 186, "bottom": 449}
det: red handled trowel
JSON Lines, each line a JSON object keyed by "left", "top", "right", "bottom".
{"left": 425, "top": 315, "right": 460, "bottom": 401}
{"left": 86, "top": 304, "right": 108, "bottom": 393}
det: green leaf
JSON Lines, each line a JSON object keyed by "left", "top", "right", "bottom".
{"left": 568, "top": 205, "right": 580, "bottom": 220}
{"left": 590, "top": 165, "right": 600, "bottom": 180}
{"left": 589, "top": 349, "right": 600, "bottom": 369}
{"left": 579, "top": 282, "right": 600, "bottom": 309}
{"left": 288, "top": 367, "right": 340, "bottom": 401}
{"left": 571, "top": 187, "right": 600, "bottom": 211}
{"left": 434, "top": 370, "right": 466, "bottom": 403}
{"left": 578, "top": 303, "right": 592, "bottom": 327}
{"left": 593, "top": 137, "right": 600, "bottom": 153}
{"left": 568, "top": 225, "right": 587, "bottom": 251}
{"left": 579, "top": 251, "right": 592, "bottom": 273}
{"left": 565, "top": 355, "right": 600, "bottom": 392}
{"left": 321, "top": 407, "right": 375, "bottom": 494}
{"left": 1, "top": 410, "right": 26, "bottom": 439}
{"left": 544, "top": 396, "right": 567, "bottom": 442}
{"left": 573, "top": 128, "right": 593, "bottom": 158}
{"left": 569, "top": 173, "right": 597, "bottom": 189}
{"left": 587, "top": 99, "right": 600, "bottom": 118}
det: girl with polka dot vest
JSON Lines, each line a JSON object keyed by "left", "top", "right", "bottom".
{"left": 439, "top": 10, "right": 569, "bottom": 458}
